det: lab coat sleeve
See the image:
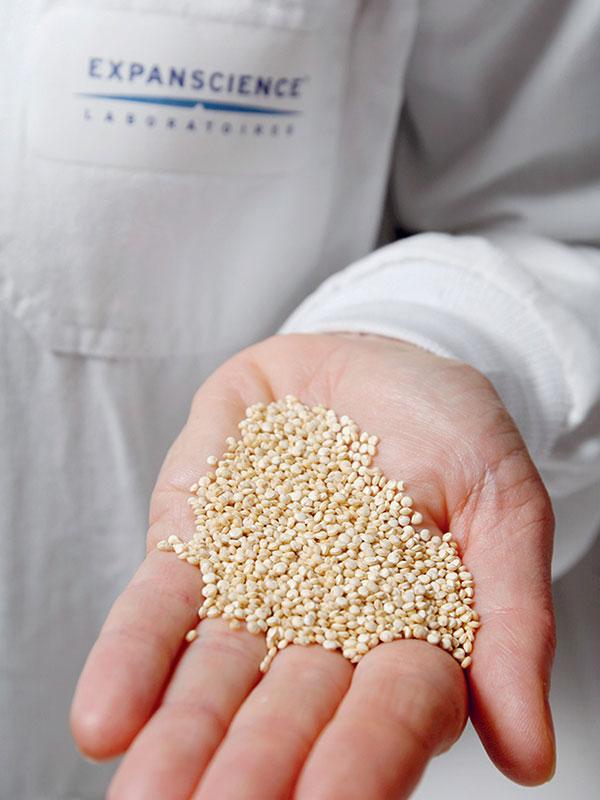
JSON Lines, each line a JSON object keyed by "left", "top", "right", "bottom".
{"left": 281, "top": 230, "right": 600, "bottom": 575}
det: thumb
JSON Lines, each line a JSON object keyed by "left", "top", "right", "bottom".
{"left": 452, "top": 445, "right": 556, "bottom": 785}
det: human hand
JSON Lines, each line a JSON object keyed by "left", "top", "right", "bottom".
{"left": 71, "top": 333, "right": 556, "bottom": 799}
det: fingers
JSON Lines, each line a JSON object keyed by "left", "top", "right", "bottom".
{"left": 453, "top": 449, "right": 556, "bottom": 784}
{"left": 193, "top": 645, "right": 353, "bottom": 800}
{"left": 296, "top": 640, "right": 467, "bottom": 800}
{"left": 70, "top": 550, "right": 202, "bottom": 758}
{"left": 108, "top": 620, "right": 266, "bottom": 800}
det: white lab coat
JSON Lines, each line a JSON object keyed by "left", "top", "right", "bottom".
{"left": 0, "top": 1, "right": 598, "bottom": 798}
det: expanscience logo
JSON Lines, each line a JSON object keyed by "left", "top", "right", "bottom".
{"left": 78, "top": 57, "right": 310, "bottom": 138}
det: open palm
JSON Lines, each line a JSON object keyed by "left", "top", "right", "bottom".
{"left": 71, "top": 333, "right": 556, "bottom": 799}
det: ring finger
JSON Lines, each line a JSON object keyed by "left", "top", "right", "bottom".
{"left": 296, "top": 640, "right": 467, "bottom": 800}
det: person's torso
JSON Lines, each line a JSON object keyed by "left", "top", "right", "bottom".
{"left": 2, "top": 0, "right": 599, "bottom": 363}
{"left": 0, "top": 0, "right": 415, "bottom": 360}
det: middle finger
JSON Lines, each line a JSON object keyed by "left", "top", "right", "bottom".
{"left": 194, "top": 644, "right": 353, "bottom": 800}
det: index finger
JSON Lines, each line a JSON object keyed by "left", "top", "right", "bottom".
{"left": 70, "top": 550, "right": 203, "bottom": 758}
{"left": 70, "top": 362, "right": 272, "bottom": 758}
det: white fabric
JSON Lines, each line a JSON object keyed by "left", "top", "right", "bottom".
{"left": 283, "top": 0, "right": 600, "bottom": 578}
{"left": 0, "top": 0, "right": 411, "bottom": 358}
{"left": 0, "top": 1, "right": 599, "bottom": 798}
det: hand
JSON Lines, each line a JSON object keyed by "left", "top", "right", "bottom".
{"left": 71, "top": 333, "right": 556, "bottom": 800}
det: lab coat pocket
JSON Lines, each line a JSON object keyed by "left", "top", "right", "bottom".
{"left": 0, "top": 0, "right": 357, "bottom": 358}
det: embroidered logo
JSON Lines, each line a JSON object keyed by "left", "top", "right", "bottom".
{"left": 78, "top": 58, "right": 308, "bottom": 137}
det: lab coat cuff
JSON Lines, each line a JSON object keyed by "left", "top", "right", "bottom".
{"left": 281, "top": 233, "right": 571, "bottom": 460}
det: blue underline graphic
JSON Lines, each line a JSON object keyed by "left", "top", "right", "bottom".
{"left": 77, "top": 92, "right": 300, "bottom": 116}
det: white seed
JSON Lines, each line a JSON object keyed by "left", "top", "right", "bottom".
{"left": 156, "top": 398, "right": 477, "bottom": 672}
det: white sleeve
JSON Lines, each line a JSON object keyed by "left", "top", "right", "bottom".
{"left": 281, "top": 230, "right": 600, "bottom": 577}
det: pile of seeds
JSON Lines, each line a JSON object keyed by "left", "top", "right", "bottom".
{"left": 158, "top": 396, "right": 478, "bottom": 673}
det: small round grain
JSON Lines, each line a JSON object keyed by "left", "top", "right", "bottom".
{"left": 157, "top": 397, "right": 478, "bottom": 672}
